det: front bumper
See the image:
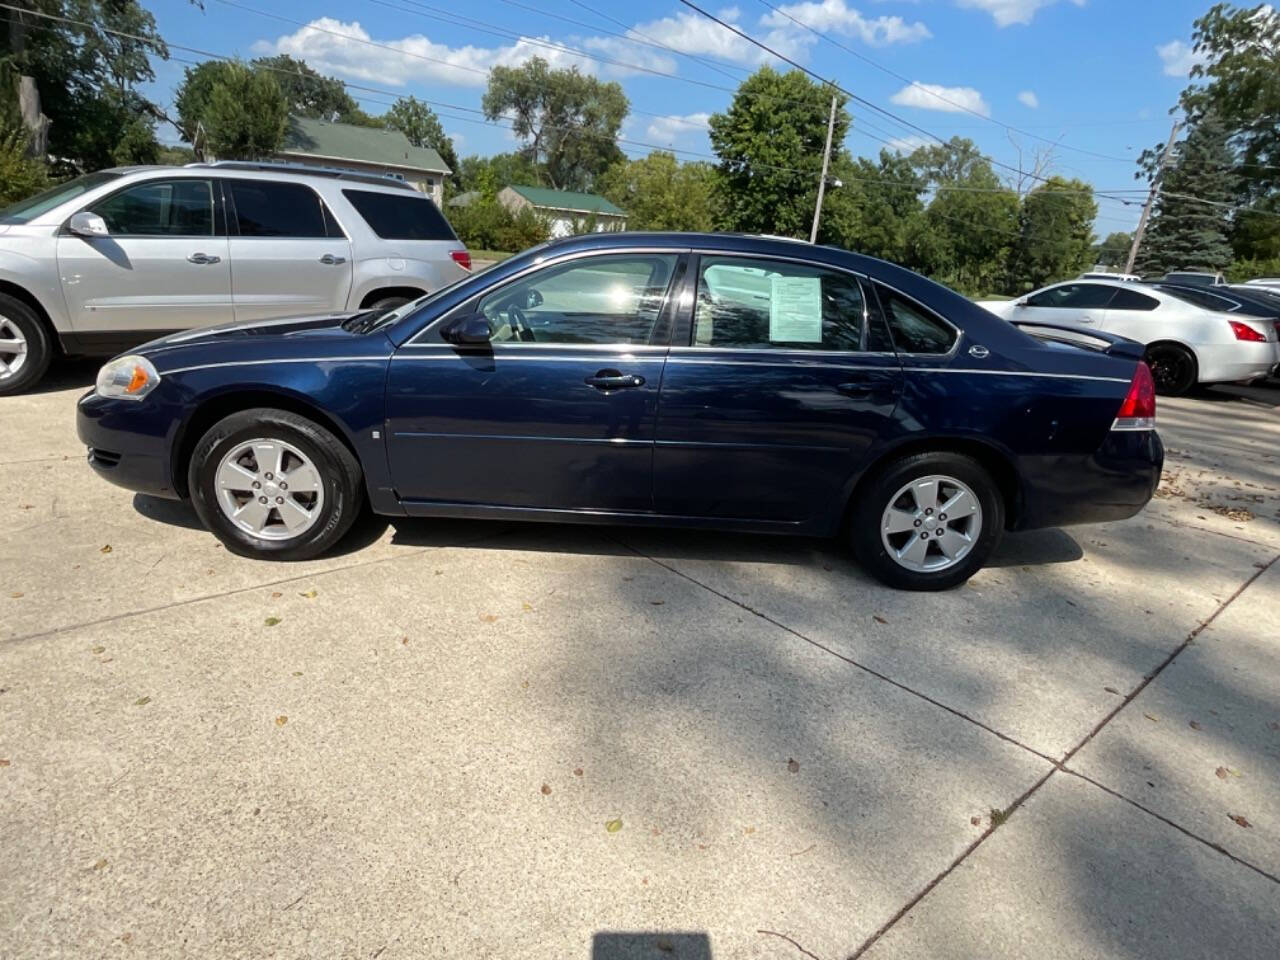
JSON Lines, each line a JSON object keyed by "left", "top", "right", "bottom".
{"left": 1014, "top": 428, "right": 1164, "bottom": 531}
{"left": 76, "top": 390, "right": 180, "bottom": 500}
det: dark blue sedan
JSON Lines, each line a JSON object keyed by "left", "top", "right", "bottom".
{"left": 77, "top": 232, "right": 1162, "bottom": 589}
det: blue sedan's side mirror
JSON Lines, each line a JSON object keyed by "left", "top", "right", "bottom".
{"left": 444, "top": 314, "right": 491, "bottom": 345}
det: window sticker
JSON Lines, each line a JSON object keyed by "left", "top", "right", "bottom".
{"left": 769, "top": 275, "right": 823, "bottom": 343}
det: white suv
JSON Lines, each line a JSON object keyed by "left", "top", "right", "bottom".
{"left": 0, "top": 161, "right": 471, "bottom": 393}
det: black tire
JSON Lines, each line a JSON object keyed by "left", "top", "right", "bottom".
{"left": 367, "top": 296, "right": 411, "bottom": 312}
{"left": 0, "top": 293, "right": 54, "bottom": 396}
{"left": 187, "top": 408, "right": 364, "bottom": 560}
{"left": 849, "top": 451, "right": 1005, "bottom": 591}
{"left": 1145, "top": 343, "right": 1197, "bottom": 397}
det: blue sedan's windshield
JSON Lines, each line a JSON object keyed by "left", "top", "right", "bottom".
{"left": 0, "top": 171, "right": 122, "bottom": 224}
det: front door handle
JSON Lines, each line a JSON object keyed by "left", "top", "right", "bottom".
{"left": 187, "top": 252, "right": 221, "bottom": 264}
{"left": 836, "top": 382, "right": 874, "bottom": 397}
{"left": 319, "top": 253, "right": 347, "bottom": 265}
{"left": 1078, "top": 315, "right": 1096, "bottom": 324}
{"left": 585, "top": 370, "right": 645, "bottom": 391}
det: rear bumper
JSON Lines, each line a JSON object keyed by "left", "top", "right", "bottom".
{"left": 76, "top": 391, "right": 180, "bottom": 500}
{"left": 1197, "top": 341, "right": 1280, "bottom": 385}
{"left": 1013, "top": 429, "right": 1164, "bottom": 530}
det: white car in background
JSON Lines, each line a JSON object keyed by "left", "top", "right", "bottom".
{"left": 976, "top": 279, "right": 1280, "bottom": 395}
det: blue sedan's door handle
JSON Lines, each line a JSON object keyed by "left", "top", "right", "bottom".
{"left": 585, "top": 370, "right": 645, "bottom": 390}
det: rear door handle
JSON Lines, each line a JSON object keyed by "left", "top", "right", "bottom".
{"left": 187, "top": 252, "right": 220, "bottom": 264}
{"left": 836, "top": 381, "right": 874, "bottom": 396}
{"left": 319, "top": 254, "right": 347, "bottom": 265}
{"left": 585, "top": 370, "right": 645, "bottom": 391}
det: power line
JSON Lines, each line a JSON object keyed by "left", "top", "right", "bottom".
{"left": 751, "top": 0, "right": 1135, "bottom": 164}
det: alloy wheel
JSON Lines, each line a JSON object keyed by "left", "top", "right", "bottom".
{"left": 0, "top": 317, "right": 28, "bottom": 381}
{"left": 1145, "top": 346, "right": 1195, "bottom": 395}
{"left": 880, "top": 474, "right": 983, "bottom": 573}
{"left": 214, "top": 438, "right": 325, "bottom": 540}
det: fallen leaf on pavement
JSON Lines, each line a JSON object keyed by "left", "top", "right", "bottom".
{"left": 522, "top": 602, "right": 533, "bottom": 612}
{"left": 743, "top": 826, "right": 756, "bottom": 835}
{"left": 650, "top": 600, "right": 664, "bottom": 605}
{"left": 9, "top": 591, "right": 22, "bottom": 598}
{"left": 92, "top": 646, "right": 105, "bottom": 654}
{"left": 605, "top": 818, "right": 623, "bottom": 833}
{"left": 300, "top": 589, "right": 317, "bottom": 599}
{"left": 1215, "top": 766, "right": 1229, "bottom": 779}
{"left": 573, "top": 768, "right": 583, "bottom": 777}
{"left": 275, "top": 716, "right": 288, "bottom": 726}
{"left": 92, "top": 858, "right": 108, "bottom": 871}
{"left": 540, "top": 783, "right": 552, "bottom": 796}
{"left": 970, "top": 816, "right": 981, "bottom": 826}
{"left": 134, "top": 696, "right": 150, "bottom": 706}
{"left": 873, "top": 615, "right": 887, "bottom": 624}
{"left": 0, "top": 759, "right": 10, "bottom": 767}
{"left": 99, "top": 545, "right": 112, "bottom": 554}
{"left": 479, "top": 614, "right": 498, "bottom": 623}
{"left": 291, "top": 671, "right": 302, "bottom": 677}
{"left": 1189, "top": 721, "right": 1201, "bottom": 730}
{"left": 401, "top": 636, "right": 409, "bottom": 645}
{"left": 270, "top": 591, "right": 282, "bottom": 599}
{"left": 1144, "top": 713, "right": 1159, "bottom": 722}
{"left": 787, "top": 758, "right": 800, "bottom": 773}
{"left": 1104, "top": 687, "right": 1120, "bottom": 695}
{"left": 264, "top": 617, "right": 281, "bottom": 626}
{"left": 1229, "top": 814, "right": 1251, "bottom": 828}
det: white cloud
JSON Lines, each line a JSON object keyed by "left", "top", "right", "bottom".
{"left": 955, "top": 0, "right": 1085, "bottom": 29}
{"left": 1017, "top": 90, "right": 1039, "bottom": 108}
{"left": 761, "top": 0, "right": 931, "bottom": 46}
{"left": 645, "top": 112, "right": 713, "bottom": 143}
{"left": 1156, "top": 39, "right": 1207, "bottom": 77}
{"left": 256, "top": 17, "right": 603, "bottom": 88}
{"left": 889, "top": 83, "right": 991, "bottom": 116}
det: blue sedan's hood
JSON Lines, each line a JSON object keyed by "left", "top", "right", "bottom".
{"left": 142, "top": 313, "right": 359, "bottom": 350}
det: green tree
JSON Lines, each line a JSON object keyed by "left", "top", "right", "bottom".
{"left": 708, "top": 68, "right": 846, "bottom": 240}
{"left": 844, "top": 150, "right": 924, "bottom": 263}
{"left": 1, "top": 0, "right": 166, "bottom": 170}
{"left": 598, "top": 151, "right": 714, "bottom": 231}
{"left": 1134, "top": 115, "right": 1236, "bottom": 275}
{"left": 482, "top": 56, "right": 627, "bottom": 190}
{"left": 250, "top": 54, "right": 359, "bottom": 121}
{"left": 175, "top": 61, "right": 287, "bottom": 160}
{"left": 1008, "top": 177, "right": 1097, "bottom": 291}
{"left": 457, "top": 152, "right": 541, "bottom": 197}
{"left": 0, "top": 126, "right": 48, "bottom": 206}
{"left": 1094, "top": 231, "right": 1133, "bottom": 269}
{"left": 909, "top": 137, "right": 1019, "bottom": 295}
{"left": 385, "top": 96, "right": 458, "bottom": 180}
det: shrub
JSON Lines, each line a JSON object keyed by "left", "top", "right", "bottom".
{"left": 0, "top": 126, "right": 50, "bottom": 207}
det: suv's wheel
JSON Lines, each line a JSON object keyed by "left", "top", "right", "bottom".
{"left": 367, "top": 295, "right": 411, "bottom": 312}
{"left": 1145, "top": 343, "right": 1197, "bottom": 396}
{"left": 187, "top": 408, "right": 364, "bottom": 560}
{"left": 850, "top": 452, "right": 1005, "bottom": 591}
{"left": 0, "top": 293, "right": 53, "bottom": 396}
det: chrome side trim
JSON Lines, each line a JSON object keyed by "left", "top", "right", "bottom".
{"left": 908, "top": 367, "right": 1131, "bottom": 384}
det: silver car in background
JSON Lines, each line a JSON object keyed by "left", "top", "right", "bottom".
{"left": 0, "top": 161, "right": 470, "bottom": 394}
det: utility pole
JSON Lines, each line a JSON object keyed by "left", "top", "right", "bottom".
{"left": 810, "top": 92, "right": 838, "bottom": 244}
{"left": 1124, "top": 119, "right": 1182, "bottom": 275}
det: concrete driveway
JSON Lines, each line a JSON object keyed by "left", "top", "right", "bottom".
{"left": 1, "top": 364, "right": 1277, "bottom": 959}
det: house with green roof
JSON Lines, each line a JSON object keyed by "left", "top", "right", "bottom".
{"left": 498, "top": 185, "right": 627, "bottom": 238}
{"left": 275, "top": 115, "right": 451, "bottom": 207}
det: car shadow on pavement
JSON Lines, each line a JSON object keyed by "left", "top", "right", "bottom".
{"left": 591, "top": 932, "right": 712, "bottom": 959}
{"left": 29, "top": 357, "right": 99, "bottom": 395}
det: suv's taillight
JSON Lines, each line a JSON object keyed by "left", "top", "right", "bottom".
{"left": 450, "top": 249, "right": 472, "bottom": 271}
{"left": 1112, "top": 361, "right": 1156, "bottom": 431}
{"left": 1229, "top": 319, "right": 1266, "bottom": 342}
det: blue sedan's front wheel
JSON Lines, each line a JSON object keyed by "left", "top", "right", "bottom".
{"left": 187, "top": 408, "right": 364, "bottom": 560}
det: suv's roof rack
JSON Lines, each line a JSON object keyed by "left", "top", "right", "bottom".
{"left": 186, "top": 161, "right": 417, "bottom": 191}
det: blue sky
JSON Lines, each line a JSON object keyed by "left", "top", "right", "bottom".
{"left": 141, "top": 0, "right": 1217, "bottom": 233}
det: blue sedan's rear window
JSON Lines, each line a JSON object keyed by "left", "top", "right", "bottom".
{"left": 343, "top": 189, "right": 457, "bottom": 241}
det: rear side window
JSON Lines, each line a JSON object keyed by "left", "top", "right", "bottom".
{"left": 1154, "top": 285, "right": 1233, "bottom": 312}
{"left": 1108, "top": 288, "right": 1161, "bottom": 311}
{"left": 229, "top": 181, "right": 333, "bottom": 238}
{"left": 342, "top": 189, "right": 457, "bottom": 241}
{"left": 874, "top": 284, "right": 957, "bottom": 354}
{"left": 1025, "top": 283, "right": 1116, "bottom": 309}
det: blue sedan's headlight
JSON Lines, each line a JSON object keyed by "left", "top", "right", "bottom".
{"left": 95, "top": 355, "right": 161, "bottom": 401}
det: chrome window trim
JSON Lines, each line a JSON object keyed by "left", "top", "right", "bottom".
{"left": 405, "top": 246, "right": 691, "bottom": 347}
{"left": 868, "top": 278, "right": 964, "bottom": 360}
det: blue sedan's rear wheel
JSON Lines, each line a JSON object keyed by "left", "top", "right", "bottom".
{"left": 851, "top": 452, "right": 1004, "bottom": 591}
{"left": 188, "top": 408, "right": 363, "bottom": 560}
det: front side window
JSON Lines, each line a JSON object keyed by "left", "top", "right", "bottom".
{"left": 343, "top": 189, "right": 456, "bottom": 241}
{"left": 477, "top": 254, "right": 678, "bottom": 345}
{"left": 90, "top": 179, "right": 214, "bottom": 237}
{"left": 875, "top": 284, "right": 957, "bottom": 354}
{"left": 1025, "top": 283, "right": 1116, "bottom": 309}
{"left": 229, "top": 181, "right": 329, "bottom": 238}
{"left": 692, "top": 257, "right": 867, "bottom": 351}
{"left": 3, "top": 171, "right": 121, "bottom": 224}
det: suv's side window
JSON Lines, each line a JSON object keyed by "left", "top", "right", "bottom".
{"left": 90, "top": 179, "right": 214, "bottom": 237}
{"left": 477, "top": 254, "right": 678, "bottom": 345}
{"left": 1025, "top": 283, "right": 1116, "bottom": 309}
{"left": 874, "top": 284, "right": 957, "bottom": 354}
{"left": 228, "top": 181, "right": 339, "bottom": 238}
{"left": 692, "top": 256, "right": 867, "bottom": 351}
